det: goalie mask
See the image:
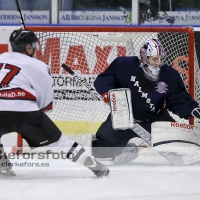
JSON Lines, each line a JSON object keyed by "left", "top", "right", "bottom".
{"left": 138, "top": 39, "right": 165, "bottom": 81}
{"left": 9, "top": 29, "right": 39, "bottom": 57}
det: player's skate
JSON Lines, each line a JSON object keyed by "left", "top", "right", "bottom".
{"left": 84, "top": 156, "right": 110, "bottom": 177}
{"left": 0, "top": 144, "right": 16, "bottom": 176}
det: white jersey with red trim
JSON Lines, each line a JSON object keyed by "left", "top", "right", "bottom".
{"left": 0, "top": 52, "right": 53, "bottom": 112}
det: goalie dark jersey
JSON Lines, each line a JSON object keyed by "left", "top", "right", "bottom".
{"left": 94, "top": 56, "right": 198, "bottom": 122}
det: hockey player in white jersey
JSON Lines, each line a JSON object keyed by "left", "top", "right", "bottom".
{"left": 0, "top": 29, "right": 109, "bottom": 177}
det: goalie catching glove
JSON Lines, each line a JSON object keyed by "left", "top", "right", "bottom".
{"left": 151, "top": 121, "right": 200, "bottom": 155}
{"left": 191, "top": 107, "right": 200, "bottom": 123}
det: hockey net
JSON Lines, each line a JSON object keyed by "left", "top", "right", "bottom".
{"left": 15, "top": 26, "right": 200, "bottom": 153}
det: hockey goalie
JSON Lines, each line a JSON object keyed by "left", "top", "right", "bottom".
{"left": 91, "top": 39, "right": 200, "bottom": 165}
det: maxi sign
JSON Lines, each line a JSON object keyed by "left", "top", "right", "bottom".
{"left": 35, "top": 38, "right": 127, "bottom": 75}
{"left": 35, "top": 37, "right": 127, "bottom": 100}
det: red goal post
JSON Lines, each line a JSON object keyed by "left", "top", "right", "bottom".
{"left": 15, "top": 26, "right": 200, "bottom": 152}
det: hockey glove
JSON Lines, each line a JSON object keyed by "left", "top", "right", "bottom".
{"left": 191, "top": 107, "right": 200, "bottom": 123}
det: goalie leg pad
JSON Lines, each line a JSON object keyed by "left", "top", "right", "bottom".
{"left": 109, "top": 88, "right": 134, "bottom": 130}
{"left": 114, "top": 141, "right": 139, "bottom": 165}
{"left": 151, "top": 122, "right": 200, "bottom": 154}
{"left": 95, "top": 141, "right": 139, "bottom": 165}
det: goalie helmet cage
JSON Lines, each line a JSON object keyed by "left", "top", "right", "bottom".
{"left": 15, "top": 26, "right": 200, "bottom": 152}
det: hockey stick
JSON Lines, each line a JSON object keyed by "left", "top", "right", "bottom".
{"left": 15, "top": 0, "right": 26, "bottom": 30}
{"left": 61, "top": 63, "right": 200, "bottom": 166}
{"left": 62, "top": 65, "right": 104, "bottom": 101}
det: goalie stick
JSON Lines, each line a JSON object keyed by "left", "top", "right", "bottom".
{"left": 61, "top": 63, "right": 200, "bottom": 166}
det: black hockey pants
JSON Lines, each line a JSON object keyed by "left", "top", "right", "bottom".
{"left": 0, "top": 111, "right": 61, "bottom": 148}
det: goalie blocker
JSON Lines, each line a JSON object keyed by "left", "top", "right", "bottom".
{"left": 109, "top": 88, "right": 134, "bottom": 130}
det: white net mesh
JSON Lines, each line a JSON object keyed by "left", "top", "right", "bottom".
{"left": 25, "top": 27, "right": 200, "bottom": 141}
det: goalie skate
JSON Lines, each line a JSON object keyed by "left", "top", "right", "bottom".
{"left": 94, "top": 140, "right": 139, "bottom": 165}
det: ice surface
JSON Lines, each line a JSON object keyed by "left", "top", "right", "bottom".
{"left": 1, "top": 134, "right": 200, "bottom": 200}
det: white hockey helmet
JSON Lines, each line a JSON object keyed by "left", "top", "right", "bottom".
{"left": 138, "top": 39, "right": 165, "bottom": 81}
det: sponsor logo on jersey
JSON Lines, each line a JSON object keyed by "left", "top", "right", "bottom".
{"left": 171, "top": 122, "right": 194, "bottom": 130}
{"left": 155, "top": 82, "right": 168, "bottom": 93}
{"left": 0, "top": 88, "right": 36, "bottom": 101}
{"left": 0, "top": 91, "right": 25, "bottom": 98}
